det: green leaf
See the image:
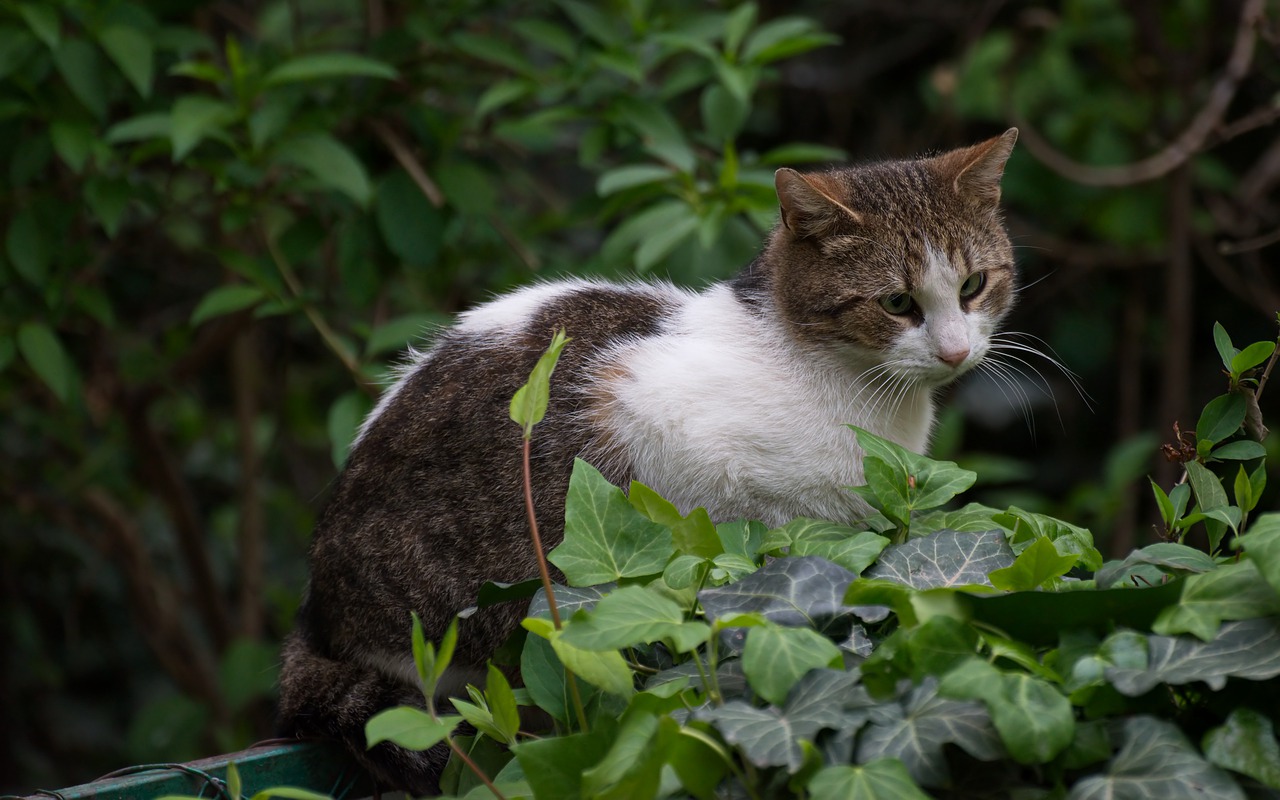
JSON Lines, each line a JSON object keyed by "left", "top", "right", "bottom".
{"left": 170, "top": 95, "right": 235, "bottom": 161}
{"left": 6, "top": 209, "right": 47, "bottom": 285}
{"left": 327, "top": 391, "right": 372, "bottom": 469}
{"left": 375, "top": 171, "right": 444, "bottom": 267}
{"left": 434, "top": 159, "right": 497, "bottom": 216}
{"left": 762, "top": 518, "right": 889, "bottom": 575}
{"left": 1070, "top": 716, "right": 1246, "bottom": 800}
{"left": 1239, "top": 513, "right": 1280, "bottom": 596}
{"left": 217, "top": 639, "right": 278, "bottom": 715}
{"left": 190, "top": 285, "right": 268, "bottom": 326}
{"left": 509, "top": 328, "right": 571, "bottom": 436}
{"left": 848, "top": 426, "right": 978, "bottom": 522}
{"left": 105, "top": 112, "right": 170, "bottom": 143}
{"left": 227, "top": 762, "right": 242, "bottom": 800}
{"left": 273, "top": 132, "right": 372, "bottom": 206}
{"left": 484, "top": 664, "right": 520, "bottom": 745}
{"left": 758, "top": 142, "right": 848, "bottom": 165}
{"left": 629, "top": 481, "right": 722, "bottom": 559}
{"left": 513, "top": 729, "right": 613, "bottom": 800}
{"left": 364, "top": 313, "right": 445, "bottom": 358}
{"left": 700, "top": 83, "right": 750, "bottom": 143}
{"left": 612, "top": 97, "right": 696, "bottom": 173}
{"left": 1094, "top": 542, "right": 1217, "bottom": 589}
{"left": 742, "top": 17, "right": 838, "bottom": 64}
{"left": 1196, "top": 393, "right": 1247, "bottom": 447}
{"left": 634, "top": 214, "right": 697, "bottom": 273}
{"left": 1203, "top": 708, "right": 1280, "bottom": 789}
{"left": 549, "top": 459, "right": 672, "bottom": 586}
{"left": 723, "top": 2, "right": 758, "bottom": 55}
{"left": 475, "top": 79, "right": 532, "bottom": 118}
{"left": 50, "top": 121, "right": 93, "bottom": 173}
{"left": 808, "top": 759, "right": 932, "bottom": 799}
{"left": 1106, "top": 618, "right": 1280, "bottom": 696}
{"left": 1211, "top": 439, "right": 1267, "bottom": 461}
{"left": 0, "top": 27, "right": 40, "bottom": 81}
{"left": 993, "top": 506, "right": 1103, "bottom": 571}
{"left": 453, "top": 32, "right": 533, "bottom": 75}
{"left": 988, "top": 535, "right": 1079, "bottom": 591}
{"left": 18, "top": 3, "right": 59, "bottom": 48}
{"left": 555, "top": 0, "right": 622, "bottom": 47}
{"left": 522, "top": 617, "right": 634, "bottom": 697}
{"left": 1153, "top": 560, "right": 1280, "bottom": 640}
{"left": 939, "top": 659, "right": 1074, "bottom": 764}
{"left": 263, "top": 52, "right": 397, "bottom": 86}
{"left": 1213, "top": 322, "right": 1238, "bottom": 371}
{"left": 54, "top": 39, "right": 107, "bottom": 118}
{"left": 867, "top": 529, "right": 1014, "bottom": 589}
{"left": 560, "top": 585, "right": 710, "bottom": 653}
{"left": 701, "top": 556, "right": 858, "bottom": 636}
{"left": 18, "top": 323, "right": 78, "bottom": 405}
{"left": 98, "top": 25, "right": 153, "bottom": 96}
{"left": 364, "top": 707, "right": 460, "bottom": 750}
{"left": 84, "top": 177, "right": 132, "bottom": 238}
{"left": 966, "top": 580, "right": 1184, "bottom": 647}
{"left": 1231, "top": 340, "right": 1274, "bottom": 376}
{"left": 742, "top": 623, "right": 841, "bottom": 705}
{"left": 595, "top": 164, "right": 673, "bottom": 196}
{"left": 1186, "top": 460, "right": 1231, "bottom": 552}
{"left": 856, "top": 678, "right": 1002, "bottom": 786}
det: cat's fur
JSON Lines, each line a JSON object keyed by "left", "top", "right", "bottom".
{"left": 278, "top": 130, "right": 1019, "bottom": 794}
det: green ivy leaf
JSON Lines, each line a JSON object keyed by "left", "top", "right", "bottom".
{"left": 848, "top": 426, "right": 978, "bottom": 525}
{"left": 1202, "top": 708, "right": 1280, "bottom": 789}
{"left": 1106, "top": 619, "right": 1280, "bottom": 696}
{"left": 273, "top": 132, "right": 372, "bottom": 206}
{"left": 807, "top": 759, "right": 931, "bottom": 800}
{"left": 98, "top": 25, "right": 153, "bottom": 97}
{"left": 701, "top": 556, "right": 858, "bottom": 635}
{"left": 364, "top": 707, "right": 460, "bottom": 750}
{"left": 867, "top": 529, "right": 1014, "bottom": 589}
{"left": 762, "top": 518, "right": 889, "bottom": 575}
{"left": 549, "top": 459, "right": 672, "bottom": 586}
{"left": 580, "top": 711, "right": 667, "bottom": 799}
{"left": 105, "top": 112, "right": 171, "bottom": 144}
{"left": 559, "top": 585, "right": 710, "bottom": 653}
{"left": 742, "top": 623, "right": 841, "bottom": 706}
{"left": 1070, "top": 716, "right": 1245, "bottom": 799}
{"left": 513, "top": 729, "right": 613, "bottom": 800}
{"left": 993, "top": 506, "right": 1103, "bottom": 571}
{"left": 1239, "top": 513, "right": 1280, "bottom": 596}
{"left": 988, "top": 535, "right": 1079, "bottom": 592}
{"left": 263, "top": 52, "right": 397, "bottom": 86}
{"left": 939, "top": 659, "right": 1074, "bottom": 765}
{"left": 629, "top": 482, "right": 722, "bottom": 559}
{"left": 1153, "top": 560, "right": 1280, "bottom": 641}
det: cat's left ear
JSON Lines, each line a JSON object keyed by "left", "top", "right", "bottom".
{"left": 946, "top": 127, "right": 1018, "bottom": 206}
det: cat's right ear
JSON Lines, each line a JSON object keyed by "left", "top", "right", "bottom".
{"left": 775, "top": 168, "right": 861, "bottom": 238}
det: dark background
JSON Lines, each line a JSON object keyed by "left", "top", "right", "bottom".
{"left": 2, "top": 0, "right": 1276, "bottom": 792}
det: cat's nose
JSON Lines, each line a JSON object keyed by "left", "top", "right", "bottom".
{"left": 938, "top": 347, "right": 970, "bottom": 367}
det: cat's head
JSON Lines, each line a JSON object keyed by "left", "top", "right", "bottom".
{"left": 766, "top": 129, "right": 1018, "bottom": 388}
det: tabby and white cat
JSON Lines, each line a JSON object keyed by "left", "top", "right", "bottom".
{"left": 279, "top": 129, "right": 1020, "bottom": 793}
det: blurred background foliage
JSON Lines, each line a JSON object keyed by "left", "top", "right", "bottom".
{"left": 1, "top": 0, "right": 1276, "bottom": 792}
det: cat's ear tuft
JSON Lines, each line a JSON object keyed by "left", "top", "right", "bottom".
{"left": 775, "top": 168, "right": 861, "bottom": 238}
{"left": 948, "top": 127, "right": 1018, "bottom": 206}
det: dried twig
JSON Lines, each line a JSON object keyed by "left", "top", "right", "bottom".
{"left": 370, "top": 119, "right": 446, "bottom": 208}
{"left": 1014, "top": 0, "right": 1264, "bottom": 187}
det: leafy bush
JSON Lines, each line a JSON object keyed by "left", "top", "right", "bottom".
{"left": 371, "top": 322, "right": 1280, "bottom": 799}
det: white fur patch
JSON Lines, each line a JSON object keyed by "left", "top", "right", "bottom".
{"left": 592, "top": 284, "right": 935, "bottom": 526}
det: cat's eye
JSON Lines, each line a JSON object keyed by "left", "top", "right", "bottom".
{"left": 960, "top": 272, "right": 986, "bottom": 298}
{"left": 879, "top": 293, "right": 914, "bottom": 315}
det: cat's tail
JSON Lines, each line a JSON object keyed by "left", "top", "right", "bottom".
{"left": 277, "top": 628, "right": 449, "bottom": 796}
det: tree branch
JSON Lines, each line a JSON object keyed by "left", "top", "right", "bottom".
{"left": 1013, "top": 0, "right": 1264, "bottom": 187}
{"left": 370, "top": 119, "right": 445, "bottom": 208}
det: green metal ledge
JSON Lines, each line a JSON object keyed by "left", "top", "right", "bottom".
{"left": 15, "top": 741, "right": 376, "bottom": 800}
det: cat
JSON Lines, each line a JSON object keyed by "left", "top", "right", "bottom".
{"left": 278, "top": 129, "right": 1020, "bottom": 794}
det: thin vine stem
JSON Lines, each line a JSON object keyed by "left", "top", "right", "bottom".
{"left": 521, "top": 437, "right": 590, "bottom": 733}
{"left": 445, "top": 736, "right": 508, "bottom": 800}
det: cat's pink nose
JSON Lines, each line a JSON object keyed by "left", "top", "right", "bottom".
{"left": 938, "top": 347, "right": 970, "bottom": 367}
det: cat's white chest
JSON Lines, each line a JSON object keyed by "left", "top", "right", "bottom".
{"left": 594, "top": 286, "right": 935, "bottom": 526}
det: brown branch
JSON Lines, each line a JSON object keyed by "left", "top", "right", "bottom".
{"left": 1014, "top": 0, "right": 1264, "bottom": 187}
{"left": 1195, "top": 235, "right": 1280, "bottom": 315}
{"left": 489, "top": 213, "right": 541, "bottom": 271}
{"left": 232, "top": 330, "right": 265, "bottom": 639}
{"left": 1156, "top": 168, "right": 1195, "bottom": 490}
{"left": 262, "top": 226, "right": 379, "bottom": 397}
{"left": 1215, "top": 104, "right": 1280, "bottom": 143}
{"left": 1218, "top": 227, "right": 1280, "bottom": 255}
{"left": 369, "top": 119, "right": 445, "bottom": 208}
{"left": 122, "top": 395, "right": 234, "bottom": 654}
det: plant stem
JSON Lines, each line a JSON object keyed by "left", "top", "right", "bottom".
{"left": 1252, "top": 327, "right": 1280, "bottom": 405}
{"left": 520, "top": 436, "right": 590, "bottom": 733}
{"left": 446, "top": 735, "right": 507, "bottom": 800}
